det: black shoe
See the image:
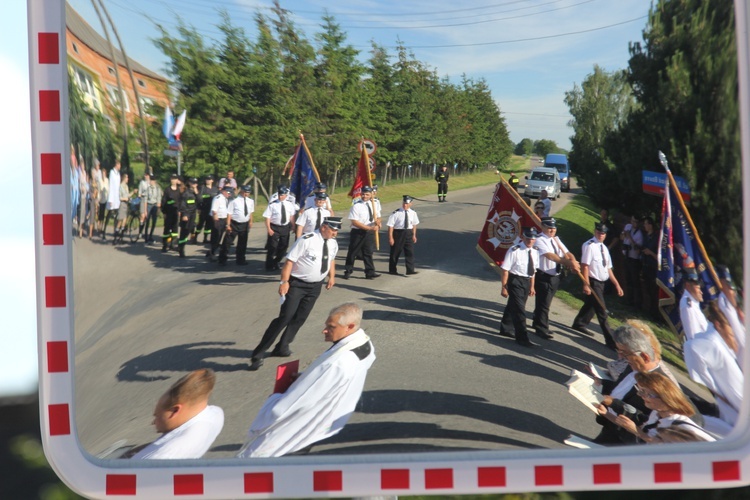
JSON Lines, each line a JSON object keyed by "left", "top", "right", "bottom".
{"left": 218, "top": 261, "right": 227, "bottom": 266}
{"left": 248, "top": 358, "right": 264, "bottom": 371}
{"left": 366, "top": 273, "right": 381, "bottom": 279}
{"left": 535, "top": 331, "right": 554, "bottom": 340}
{"left": 343, "top": 271, "right": 351, "bottom": 280}
{"left": 271, "top": 348, "right": 292, "bottom": 357}
{"left": 406, "top": 271, "right": 418, "bottom": 275}
{"left": 161, "top": 247, "right": 168, "bottom": 253}
{"left": 498, "top": 330, "right": 515, "bottom": 339}
{"left": 388, "top": 271, "right": 403, "bottom": 276}
{"left": 516, "top": 339, "right": 537, "bottom": 348}
{"left": 237, "top": 261, "right": 248, "bottom": 266}
{"left": 572, "top": 325, "right": 594, "bottom": 336}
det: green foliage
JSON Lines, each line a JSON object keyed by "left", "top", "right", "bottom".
{"left": 566, "top": 0, "right": 741, "bottom": 279}
{"left": 68, "top": 71, "right": 118, "bottom": 174}
{"left": 532, "top": 139, "right": 561, "bottom": 157}
{"left": 514, "top": 138, "right": 534, "bottom": 156}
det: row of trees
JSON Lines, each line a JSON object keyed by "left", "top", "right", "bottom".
{"left": 133, "top": 2, "right": 513, "bottom": 190}
{"left": 565, "top": 0, "right": 742, "bottom": 277}
{"left": 513, "top": 138, "right": 567, "bottom": 158}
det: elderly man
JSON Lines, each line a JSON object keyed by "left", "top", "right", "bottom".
{"left": 679, "top": 267, "right": 708, "bottom": 341}
{"left": 249, "top": 217, "right": 343, "bottom": 371}
{"left": 129, "top": 369, "right": 224, "bottom": 459}
{"left": 499, "top": 227, "right": 539, "bottom": 348}
{"left": 571, "top": 223, "right": 623, "bottom": 350}
{"left": 239, "top": 302, "right": 375, "bottom": 458}
{"left": 532, "top": 217, "right": 580, "bottom": 340}
{"left": 344, "top": 186, "right": 381, "bottom": 279}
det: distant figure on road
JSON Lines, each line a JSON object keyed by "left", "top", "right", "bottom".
{"left": 509, "top": 172, "right": 520, "bottom": 192}
{"left": 238, "top": 302, "right": 375, "bottom": 458}
{"left": 129, "top": 369, "right": 224, "bottom": 459}
{"left": 435, "top": 165, "right": 449, "bottom": 202}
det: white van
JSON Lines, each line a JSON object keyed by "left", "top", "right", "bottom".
{"left": 524, "top": 167, "right": 562, "bottom": 199}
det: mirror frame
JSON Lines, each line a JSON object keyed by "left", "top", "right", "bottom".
{"left": 31, "top": 0, "right": 750, "bottom": 497}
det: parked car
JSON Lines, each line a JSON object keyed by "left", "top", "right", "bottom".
{"left": 544, "top": 153, "right": 571, "bottom": 192}
{"left": 524, "top": 166, "right": 562, "bottom": 199}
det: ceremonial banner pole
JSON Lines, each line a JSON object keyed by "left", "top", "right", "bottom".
{"left": 360, "top": 140, "right": 379, "bottom": 250}
{"left": 658, "top": 151, "right": 721, "bottom": 285}
{"left": 299, "top": 133, "right": 321, "bottom": 183}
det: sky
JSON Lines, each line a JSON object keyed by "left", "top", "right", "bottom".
{"left": 0, "top": 0, "right": 651, "bottom": 397}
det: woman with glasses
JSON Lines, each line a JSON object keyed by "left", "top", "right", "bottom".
{"left": 613, "top": 371, "right": 715, "bottom": 443}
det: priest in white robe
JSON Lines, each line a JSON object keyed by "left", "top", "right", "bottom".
{"left": 238, "top": 302, "right": 376, "bottom": 458}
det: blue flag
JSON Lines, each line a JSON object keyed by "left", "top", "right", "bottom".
{"left": 656, "top": 181, "right": 720, "bottom": 338}
{"left": 289, "top": 140, "right": 318, "bottom": 202}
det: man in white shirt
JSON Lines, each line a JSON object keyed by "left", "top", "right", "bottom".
{"left": 344, "top": 186, "right": 381, "bottom": 279}
{"left": 239, "top": 302, "right": 375, "bottom": 457}
{"left": 207, "top": 186, "right": 233, "bottom": 262}
{"left": 679, "top": 268, "right": 708, "bottom": 341}
{"left": 263, "top": 186, "right": 299, "bottom": 271}
{"left": 101, "top": 160, "right": 121, "bottom": 240}
{"left": 532, "top": 217, "right": 580, "bottom": 340}
{"left": 302, "top": 182, "right": 334, "bottom": 213}
{"left": 538, "top": 190, "right": 552, "bottom": 217}
{"left": 571, "top": 223, "right": 624, "bottom": 350}
{"left": 130, "top": 369, "right": 224, "bottom": 459}
{"left": 499, "top": 227, "right": 540, "bottom": 348}
{"left": 249, "top": 217, "right": 342, "bottom": 371}
{"left": 296, "top": 192, "right": 331, "bottom": 237}
{"left": 226, "top": 185, "right": 254, "bottom": 266}
{"left": 387, "top": 195, "right": 420, "bottom": 276}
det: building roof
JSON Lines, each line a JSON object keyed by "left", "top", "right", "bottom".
{"left": 66, "top": 2, "right": 168, "bottom": 83}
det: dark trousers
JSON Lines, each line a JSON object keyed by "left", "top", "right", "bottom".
{"left": 265, "top": 223, "right": 291, "bottom": 270}
{"left": 624, "top": 257, "right": 642, "bottom": 306}
{"left": 162, "top": 208, "right": 178, "bottom": 247}
{"left": 195, "top": 205, "right": 212, "bottom": 238}
{"left": 389, "top": 229, "right": 415, "bottom": 273}
{"left": 143, "top": 204, "right": 159, "bottom": 241}
{"left": 572, "top": 278, "right": 616, "bottom": 347}
{"left": 178, "top": 214, "right": 196, "bottom": 246}
{"left": 210, "top": 218, "right": 227, "bottom": 257}
{"left": 232, "top": 220, "right": 249, "bottom": 264}
{"left": 532, "top": 272, "right": 561, "bottom": 336}
{"left": 500, "top": 274, "right": 532, "bottom": 342}
{"left": 251, "top": 278, "right": 323, "bottom": 359}
{"left": 101, "top": 209, "right": 118, "bottom": 238}
{"left": 437, "top": 182, "right": 448, "bottom": 197}
{"left": 345, "top": 228, "right": 376, "bottom": 276}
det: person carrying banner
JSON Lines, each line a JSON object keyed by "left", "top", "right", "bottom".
{"left": 387, "top": 195, "right": 420, "bottom": 276}
{"left": 571, "top": 223, "right": 623, "bottom": 350}
{"left": 249, "top": 217, "right": 342, "bottom": 371}
{"left": 532, "top": 217, "right": 580, "bottom": 340}
{"left": 435, "top": 165, "right": 449, "bottom": 202}
{"left": 499, "top": 227, "right": 540, "bottom": 348}
{"left": 344, "top": 186, "right": 381, "bottom": 279}
{"left": 679, "top": 268, "right": 708, "bottom": 342}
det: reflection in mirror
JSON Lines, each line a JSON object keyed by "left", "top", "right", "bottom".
{"left": 66, "top": 0, "right": 743, "bottom": 462}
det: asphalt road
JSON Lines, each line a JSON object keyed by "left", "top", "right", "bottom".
{"left": 71, "top": 179, "right": 670, "bottom": 458}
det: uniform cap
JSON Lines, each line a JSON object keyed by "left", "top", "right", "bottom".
{"left": 315, "top": 182, "right": 327, "bottom": 190}
{"left": 241, "top": 185, "right": 252, "bottom": 193}
{"left": 222, "top": 186, "right": 234, "bottom": 193}
{"left": 594, "top": 222, "right": 609, "bottom": 233}
{"left": 403, "top": 195, "right": 413, "bottom": 204}
{"left": 361, "top": 186, "right": 373, "bottom": 193}
{"left": 314, "top": 191, "right": 328, "bottom": 199}
{"left": 541, "top": 217, "right": 556, "bottom": 228}
{"left": 683, "top": 267, "right": 700, "bottom": 282}
{"left": 206, "top": 174, "right": 215, "bottom": 181}
{"left": 170, "top": 173, "right": 179, "bottom": 179}
{"left": 322, "top": 216, "right": 342, "bottom": 230}
{"left": 372, "top": 184, "right": 379, "bottom": 190}
{"left": 715, "top": 264, "right": 733, "bottom": 284}
{"left": 188, "top": 177, "right": 198, "bottom": 183}
{"left": 278, "top": 186, "right": 290, "bottom": 194}
{"left": 522, "top": 227, "right": 538, "bottom": 239}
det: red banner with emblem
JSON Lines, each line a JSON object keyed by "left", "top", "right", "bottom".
{"left": 476, "top": 177, "right": 542, "bottom": 274}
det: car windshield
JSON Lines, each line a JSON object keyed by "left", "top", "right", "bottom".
{"left": 531, "top": 172, "right": 555, "bottom": 182}
{"left": 546, "top": 163, "right": 566, "bottom": 173}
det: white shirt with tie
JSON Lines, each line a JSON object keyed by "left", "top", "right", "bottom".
{"left": 348, "top": 199, "right": 380, "bottom": 227}
{"left": 210, "top": 194, "right": 229, "bottom": 219}
{"left": 263, "top": 199, "right": 298, "bottom": 226}
{"left": 228, "top": 196, "right": 254, "bottom": 223}
{"left": 580, "top": 237, "right": 612, "bottom": 281}
{"left": 296, "top": 206, "right": 331, "bottom": 233}
{"left": 534, "top": 233, "right": 569, "bottom": 275}
{"left": 386, "top": 208, "right": 419, "bottom": 230}
{"left": 501, "top": 244, "right": 539, "bottom": 278}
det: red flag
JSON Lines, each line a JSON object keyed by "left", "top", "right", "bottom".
{"left": 477, "top": 177, "right": 542, "bottom": 274}
{"left": 349, "top": 143, "right": 373, "bottom": 198}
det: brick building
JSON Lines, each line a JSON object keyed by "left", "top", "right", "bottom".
{"left": 65, "top": 2, "right": 169, "bottom": 128}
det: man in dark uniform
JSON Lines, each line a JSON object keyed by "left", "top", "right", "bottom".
{"left": 226, "top": 185, "right": 254, "bottom": 266}
{"left": 386, "top": 195, "right": 420, "bottom": 276}
{"left": 249, "top": 217, "right": 342, "bottom": 371}
{"left": 532, "top": 217, "right": 580, "bottom": 340}
{"left": 509, "top": 172, "right": 520, "bottom": 192}
{"left": 263, "top": 186, "right": 297, "bottom": 271}
{"left": 344, "top": 186, "right": 380, "bottom": 279}
{"left": 499, "top": 227, "right": 540, "bottom": 347}
{"left": 435, "top": 165, "right": 449, "bottom": 202}
{"left": 571, "top": 223, "right": 624, "bottom": 349}
{"left": 195, "top": 175, "right": 218, "bottom": 244}
{"left": 177, "top": 177, "right": 199, "bottom": 258}
{"left": 161, "top": 174, "right": 182, "bottom": 252}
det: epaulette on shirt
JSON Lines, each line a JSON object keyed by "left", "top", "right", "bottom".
{"left": 686, "top": 296, "right": 693, "bottom": 307}
{"left": 302, "top": 233, "right": 315, "bottom": 239}
{"left": 585, "top": 239, "right": 595, "bottom": 246}
{"left": 392, "top": 209, "right": 399, "bottom": 214}
{"left": 354, "top": 199, "right": 364, "bottom": 204}
{"left": 271, "top": 199, "right": 280, "bottom": 204}
{"left": 510, "top": 244, "right": 522, "bottom": 251}
{"left": 351, "top": 341, "right": 372, "bottom": 360}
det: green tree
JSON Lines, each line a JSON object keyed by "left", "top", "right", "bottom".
{"left": 533, "top": 139, "right": 559, "bottom": 157}
{"left": 515, "top": 138, "right": 534, "bottom": 156}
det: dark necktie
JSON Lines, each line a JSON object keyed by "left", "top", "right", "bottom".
{"left": 315, "top": 208, "right": 322, "bottom": 230}
{"left": 527, "top": 249, "right": 534, "bottom": 277}
{"left": 600, "top": 243, "right": 607, "bottom": 267}
{"left": 321, "top": 239, "right": 329, "bottom": 273}
{"left": 403, "top": 210, "right": 409, "bottom": 229}
{"left": 244, "top": 199, "right": 248, "bottom": 216}
{"left": 367, "top": 204, "right": 373, "bottom": 223}
{"left": 551, "top": 239, "right": 561, "bottom": 274}
{"left": 280, "top": 203, "right": 287, "bottom": 225}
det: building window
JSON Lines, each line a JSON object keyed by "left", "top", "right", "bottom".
{"left": 108, "top": 66, "right": 115, "bottom": 76}
{"left": 106, "top": 84, "right": 130, "bottom": 113}
{"left": 137, "top": 79, "right": 146, "bottom": 88}
{"left": 138, "top": 96, "right": 156, "bottom": 117}
{"left": 73, "top": 66, "right": 100, "bottom": 111}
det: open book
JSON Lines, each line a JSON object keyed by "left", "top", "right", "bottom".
{"left": 564, "top": 434, "right": 604, "bottom": 449}
{"left": 566, "top": 369, "right": 604, "bottom": 413}
{"left": 588, "top": 362, "right": 614, "bottom": 382}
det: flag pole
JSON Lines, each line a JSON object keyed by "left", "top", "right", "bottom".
{"left": 360, "top": 138, "right": 379, "bottom": 250}
{"left": 658, "top": 151, "right": 721, "bottom": 285}
{"left": 299, "top": 133, "right": 321, "bottom": 183}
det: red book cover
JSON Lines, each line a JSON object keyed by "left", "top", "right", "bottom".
{"left": 273, "top": 360, "right": 299, "bottom": 393}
